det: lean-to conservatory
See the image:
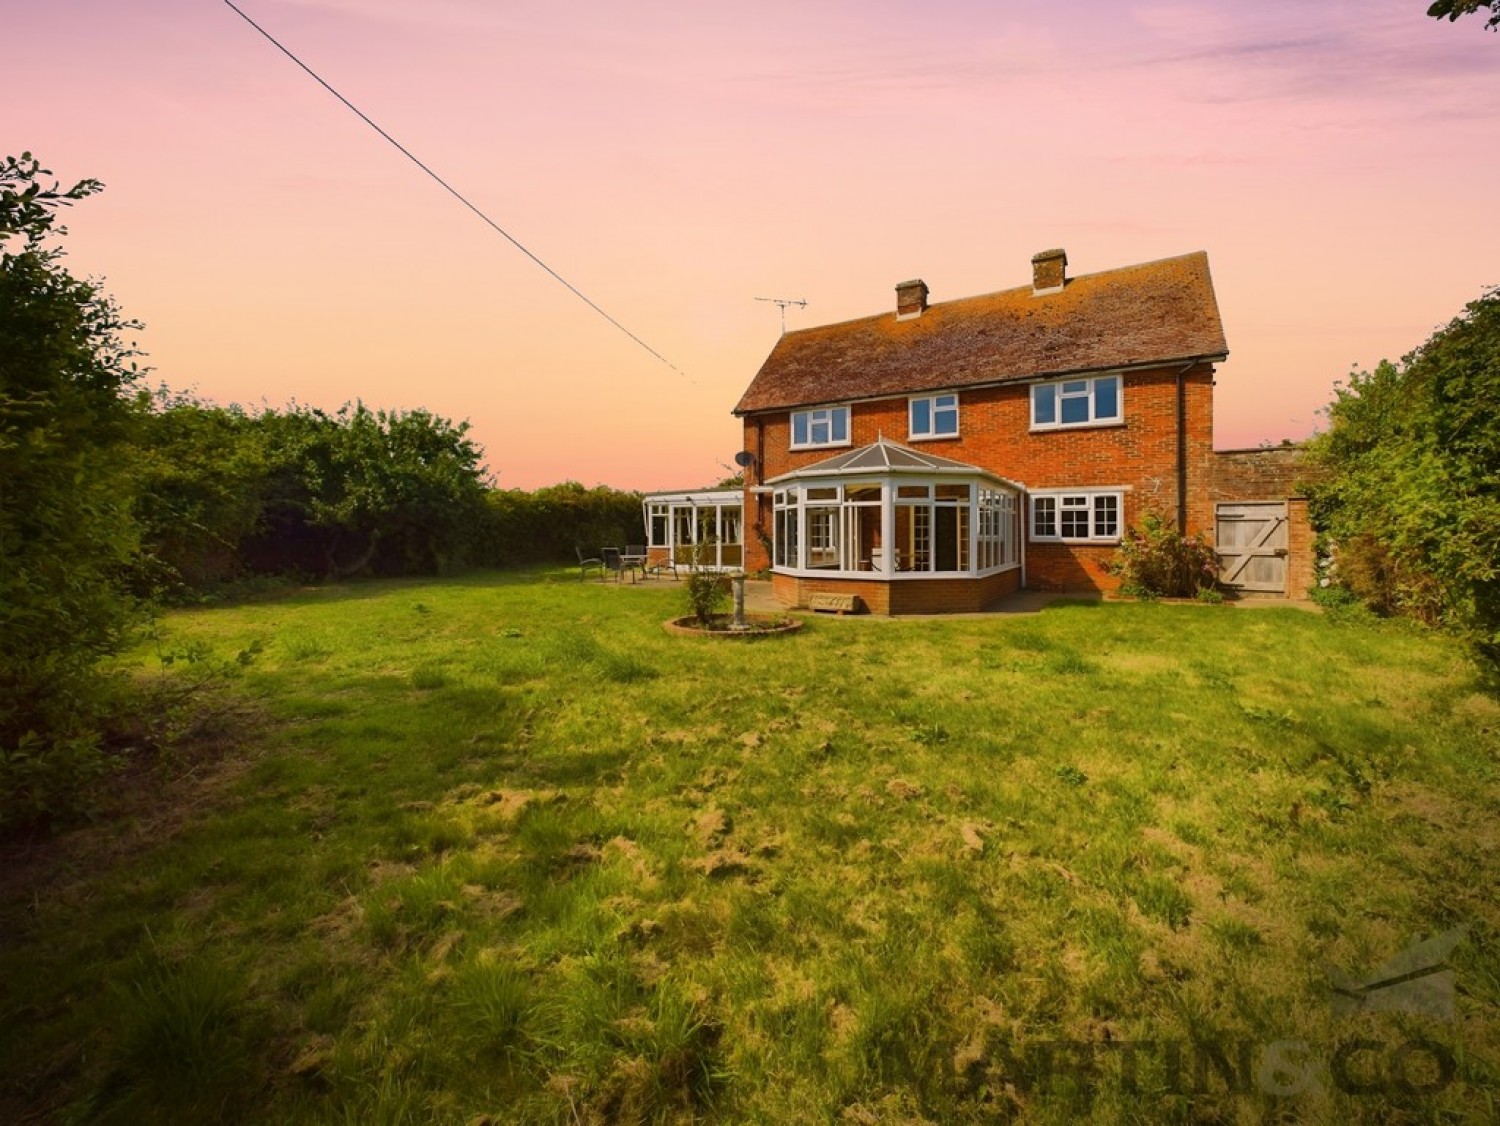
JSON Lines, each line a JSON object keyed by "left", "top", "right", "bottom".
{"left": 642, "top": 489, "right": 743, "bottom": 572}
{"left": 766, "top": 438, "right": 1024, "bottom": 614}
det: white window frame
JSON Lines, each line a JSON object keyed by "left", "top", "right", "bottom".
{"left": 1030, "top": 489, "right": 1123, "bottom": 543}
{"left": 1030, "top": 375, "right": 1123, "bottom": 431}
{"left": 908, "top": 393, "right": 959, "bottom": 441}
{"left": 977, "top": 488, "right": 1017, "bottom": 572}
{"left": 647, "top": 503, "right": 669, "bottom": 548}
{"left": 790, "top": 405, "right": 852, "bottom": 450}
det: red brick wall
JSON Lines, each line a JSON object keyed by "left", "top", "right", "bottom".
{"left": 1025, "top": 544, "right": 1119, "bottom": 593}
{"left": 1210, "top": 446, "right": 1326, "bottom": 501}
{"left": 741, "top": 362, "right": 1217, "bottom": 589}
{"left": 773, "top": 572, "right": 889, "bottom": 614}
{"left": 1287, "top": 497, "right": 1315, "bottom": 598}
{"left": 772, "top": 568, "right": 1022, "bottom": 615}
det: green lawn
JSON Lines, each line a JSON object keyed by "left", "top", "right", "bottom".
{"left": 3, "top": 571, "right": 1497, "bottom": 1123}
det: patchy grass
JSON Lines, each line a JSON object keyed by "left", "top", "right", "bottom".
{"left": 2, "top": 570, "right": 1497, "bottom": 1123}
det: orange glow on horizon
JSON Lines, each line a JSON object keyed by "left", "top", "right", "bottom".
{"left": 13, "top": 0, "right": 1500, "bottom": 489}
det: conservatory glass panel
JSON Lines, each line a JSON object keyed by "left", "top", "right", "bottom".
{"left": 806, "top": 506, "right": 840, "bottom": 569}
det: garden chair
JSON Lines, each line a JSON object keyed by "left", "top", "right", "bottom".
{"left": 648, "top": 556, "right": 679, "bottom": 581}
{"left": 601, "top": 546, "right": 630, "bottom": 583}
{"left": 575, "top": 546, "right": 604, "bottom": 581}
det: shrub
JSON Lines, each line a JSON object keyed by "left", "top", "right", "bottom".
{"left": 685, "top": 569, "right": 728, "bottom": 626}
{"left": 1105, "top": 510, "right": 1220, "bottom": 598}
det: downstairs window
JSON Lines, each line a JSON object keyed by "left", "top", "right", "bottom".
{"left": 1031, "top": 491, "right": 1122, "bottom": 542}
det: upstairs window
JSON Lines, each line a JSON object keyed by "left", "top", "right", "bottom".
{"left": 790, "top": 406, "right": 851, "bottom": 450}
{"left": 909, "top": 393, "right": 959, "bottom": 440}
{"left": 1031, "top": 375, "right": 1122, "bottom": 430}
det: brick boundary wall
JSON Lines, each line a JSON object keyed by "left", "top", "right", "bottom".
{"left": 1211, "top": 446, "right": 1329, "bottom": 599}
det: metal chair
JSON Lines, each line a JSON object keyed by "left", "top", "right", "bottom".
{"left": 575, "top": 546, "right": 604, "bottom": 581}
{"left": 601, "top": 546, "right": 629, "bottom": 583}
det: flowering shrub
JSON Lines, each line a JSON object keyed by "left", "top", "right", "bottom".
{"left": 1105, "top": 510, "right": 1220, "bottom": 599}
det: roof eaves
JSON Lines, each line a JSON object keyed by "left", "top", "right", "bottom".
{"left": 733, "top": 351, "right": 1230, "bottom": 417}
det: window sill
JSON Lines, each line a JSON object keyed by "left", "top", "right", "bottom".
{"left": 1029, "top": 537, "right": 1122, "bottom": 546}
{"left": 1028, "top": 420, "right": 1126, "bottom": 434}
{"left": 907, "top": 432, "right": 960, "bottom": 443}
{"left": 789, "top": 440, "right": 853, "bottom": 452}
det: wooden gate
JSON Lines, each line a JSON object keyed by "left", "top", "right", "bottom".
{"left": 1216, "top": 502, "right": 1287, "bottom": 594}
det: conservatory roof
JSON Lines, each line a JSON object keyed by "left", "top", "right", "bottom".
{"left": 642, "top": 489, "right": 743, "bottom": 505}
{"left": 766, "top": 436, "right": 1020, "bottom": 490}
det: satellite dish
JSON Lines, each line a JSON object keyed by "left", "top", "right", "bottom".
{"left": 733, "top": 450, "right": 756, "bottom": 468}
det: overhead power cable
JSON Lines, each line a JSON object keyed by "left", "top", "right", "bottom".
{"left": 223, "top": 0, "right": 690, "bottom": 382}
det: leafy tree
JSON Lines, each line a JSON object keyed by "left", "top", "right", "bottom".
{"left": 135, "top": 398, "right": 493, "bottom": 587}
{"left": 1308, "top": 289, "right": 1500, "bottom": 654}
{"left": 1, "top": 154, "right": 148, "bottom": 824}
{"left": 292, "top": 403, "right": 491, "bottom": 576}
{"left": 1427, "top": 1, "right": 1500, "bottom": 31}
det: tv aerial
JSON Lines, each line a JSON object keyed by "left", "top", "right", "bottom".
{"left": 755, "top": 296, "right": 808, "bottom": 333}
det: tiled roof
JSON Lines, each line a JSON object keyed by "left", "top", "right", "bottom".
{"left": 733, "top": 252, "right": 1227, "bottom": 415}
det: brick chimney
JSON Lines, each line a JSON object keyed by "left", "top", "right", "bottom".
{"left": 895, "top": 279, "right": 929, "bottom": 320}
{"left": 1031, "top": 248, "right": 1067, "bottom": 296}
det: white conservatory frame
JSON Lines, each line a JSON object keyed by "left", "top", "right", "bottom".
{"left": 642, "top": 488, "right": 744, "bottom": 571}
{"left": 766, "top": 438, "right": 1024, "bottom": 581}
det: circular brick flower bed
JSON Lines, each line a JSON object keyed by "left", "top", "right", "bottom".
{"left": 663, "top": 613, "right": 802, "bottom": 638}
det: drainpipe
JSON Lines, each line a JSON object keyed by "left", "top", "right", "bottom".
{"left": 1174, "top": 361, "right": 1195, "bottom": 535}
{"left": 755, "top": 417, "right": 767, "bottom": 569}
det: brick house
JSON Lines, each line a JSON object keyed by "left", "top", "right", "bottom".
{"left": 646, "top": 248, "right": 1315, "bottom": 612}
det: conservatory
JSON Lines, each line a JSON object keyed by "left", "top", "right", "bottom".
{"left": 766, "top": 438, "right": 1024, "bottom": 614}
{"left": 641, "top": 489, "right": 743, "bottom": 572}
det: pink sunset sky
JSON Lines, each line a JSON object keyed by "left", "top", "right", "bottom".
{"left": 13, "top": 1, "right": 1500, "bottom": 490}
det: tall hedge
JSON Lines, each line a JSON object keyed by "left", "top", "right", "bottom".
{"left": 479, "top": 482, "right": 644, "bottom": 566}
{"left": 1307, "top": 289, "right": 1500, "bottom": 654}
